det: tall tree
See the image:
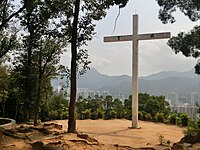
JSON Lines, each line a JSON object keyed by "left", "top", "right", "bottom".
{"left": 33, "top": 38, "right": 66, "bottom": 126}
{"left": 156, "top": 0, "right": 200, "bottom": 74}
{"left": 0, "top": 65, "right": 9, "bottom": 117}
{"left": 67, "top": 0, "right": 129, "bottom": 133}
{"left": 0, "top": 0, "right": 29, "bottom": 59}
{"left": 16, "top": 0, "right": 68, "bottom": 123}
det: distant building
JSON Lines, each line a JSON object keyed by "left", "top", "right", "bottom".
{"left": 95, "top": 91, "right": 100, "bottom": 98}
{"left": 89, "top": 90, "right": 95, "bottom": 99}
{"left": 171, "top": 103, "right": 198, "bottom": 120}
{"left": 167, "top": 92, "right": 178, "bottom": 104}
{"left": 102, "top": 91, "right": 110, "bottom": 98}
{"left": 191, "top": 92, "right": 200, "bottom": 105}
{"left": 77, "top": 88, "right": 89, "bottom": 99}
{"left": 165, "top": 99, "right": 172, "bottom": 107}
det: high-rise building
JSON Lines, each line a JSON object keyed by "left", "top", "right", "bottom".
{"left": 171, "top": 103, "right": 198, "bottom": 120}
{"left": 89, "top": 90, "right": 95, "bottom": 99}
{"left": 77, "top": 88, "right": 89, "bottom": 99}
{"left": 191, "top": 92, "right": 199, "bottom": 106}
{"left": 102, "top": 91, "right": 110, "bottom": 98}
{"left": 167, "top": 92, "right": 178, "bottom": 104}
{"left": 95, "top": 91, "right": 100, "bottom": 98}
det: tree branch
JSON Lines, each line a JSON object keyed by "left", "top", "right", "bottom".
{"left": 0, "top": 3, "right": 26, "bottom": 30}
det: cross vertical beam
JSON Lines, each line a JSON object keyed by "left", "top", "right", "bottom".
{"left": 132, "top": 15, "right": 139, "bottom": 128}
{"left": 103, "top": 15, "right": 170, "bottom": 129}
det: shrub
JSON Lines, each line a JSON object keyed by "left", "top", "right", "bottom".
{"left": 145, "top": 113, "right": 152, "bottom": 121}
{"left": 91, "top": 111, "right": 97, "bottom": 120}
{"left": 82, "top": 109, "right": 92, "bottom": 119}
{"left": 197, "top": 119, "right": 200, "bottom": 129}
{"left": 138, "top": 111, "right": 143, "bottom": 120}
{"left": 61, "top": 111, "right": 68, "bottom": 119}
{"left": 116, "top": 109, "right": 125, "bottom": 119}
{"left": 176, "top": 116, "right": 182, "bottom": 126}
{"left": 49, "top": 110, "right": 59, "bottom": 120}
{"left": 155, "top": 113, "right": 164, "bottom": 123}
{"left": 180, "top": 113, "right": 190, "bottom": 126}
{"left": 169, "top": 113, "right": 177, "bottom": 125}
{"left": 185, "top": 121, "right": 199, "bottom": 136}
{"left": 97, "top": 109, "right": 105, "bottom": 119}
{"left": 124, "top": 110, "right": 132, "bottom": 120}
{"left": 110, "top": 110, "right": 117, "bottom": 119}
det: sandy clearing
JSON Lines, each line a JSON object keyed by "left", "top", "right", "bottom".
{"left": 55, "top": 119, "right": 185, "bottom": 148}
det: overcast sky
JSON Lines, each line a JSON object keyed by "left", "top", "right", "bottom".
{"left": 61, "top": 0, "right": 200, "bottom": 77}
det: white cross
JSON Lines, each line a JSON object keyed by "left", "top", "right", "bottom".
{"left": 104, "top": 14, "right": 171, "bottom": 128}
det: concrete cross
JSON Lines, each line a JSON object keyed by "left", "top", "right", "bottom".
{"left": 104, "top": 14, "right": 171, "bottom": 128}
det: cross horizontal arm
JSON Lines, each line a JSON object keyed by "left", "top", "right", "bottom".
{"left": 104, "top": 35, "right": 132, "bottom": 42}
{"left": 104, "top": 32, "right": 171, "bottom": 43}
{"left": 138, "top": 32, "right": 171, "bottom": 41}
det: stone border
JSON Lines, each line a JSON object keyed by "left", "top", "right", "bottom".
{"left": 0, "top": 118, "right": 16, "bottom": 129}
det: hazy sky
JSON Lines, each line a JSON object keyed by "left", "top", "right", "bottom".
{"left": 61, "top": 0, "right": 200, "bottom": 76}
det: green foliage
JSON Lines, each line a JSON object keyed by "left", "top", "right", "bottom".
{"left": 139, "top": 93, "right": 170, "bottom": 119}
{"left": 110, "top": 110, "right": 117, "bottom": 119}
{"left": 155, "top": 113, "right": 164, "bottom": 123}
{"left": 81, "top": 109, "right": 92, "bottom": 119}
{"left": 49, "top": 110, "right": 59, "bottom": 120}
{"left": 156, "top": 0, "right": 200, "bottom": 24}
{"left": 176, "top": 117, "right": 182, "bottom": 126}
{"left": 138, "top": 111, "right": 146, "bottom": 121}
{"left": 185, "top": 121, "right": 200, "bottom": 136}
{"left": 97, "top": 109, "right": 105, "bottom": 119}
{"left": 168, "top": 27, "right": 200, "bottom": 74}
{"left": 145, "top": 113, "right": 152, "bottom": 121}
{"left": 180, "top": 113, "right": 190, "bottom": 126}
{"left": 197, "top": 118, "right": 200, "bottom": 128}
{"left": 169, "top": 113, "right": 177, "bottom": 125}
{"left": 156, "top": 0, "right": 200, "bottom": 74}
{"left": 61, "top": 111, "right": 69, "bottom": 119}
{"left": 46, "top": 93, "right": 68, "bottom": 120}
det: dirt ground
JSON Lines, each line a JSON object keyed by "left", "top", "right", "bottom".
{"left": 0, "top": 119, "right": 185, "bottom": 150}
{"left": 56, "top": 119, "right": 185, "bottom": 148}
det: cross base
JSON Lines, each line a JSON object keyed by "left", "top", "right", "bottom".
{"left": 128, "top": 126, "right": 141, "bottom": 129}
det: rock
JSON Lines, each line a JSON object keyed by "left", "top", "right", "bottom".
{"left": 183, "top": 143, "right": 192, "bottom": 148}
{"left": 171, "top": 143, "right": 188, "bottom": 150}
{"left": 180, "top": 133, "right": 200, "bottom": 144}
{"left": 77, "top": 133, "right": 99, "bottom": 144}
{"left": 30, "top": 141, "right": 44, "bottom": 150}
{"left": 43, "top": 123, "right": 63, "bottom": 130}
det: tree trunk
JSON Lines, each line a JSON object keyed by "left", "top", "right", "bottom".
{"left": 68, "top": 0, "right": 80, "bottom": 133}
{"left": 34, "top": 49, "right": 42, "bottom": 126}
{"left": 2, "top": 101, "right": 5, "bottom": 118}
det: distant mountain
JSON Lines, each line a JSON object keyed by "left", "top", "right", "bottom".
{"left": 77, "top": 68, "right": 131, "bottom": 90}
{"left": 51, "top": 68, "right": 200, "bottom": 98}
{"left": 140, "top": 69, "right": 198, "bottom": 80}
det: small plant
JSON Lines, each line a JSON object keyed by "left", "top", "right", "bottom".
{"left": 158, "top": 134, "right": 171, "bottom": 146}
{"left": 158, "top": 134, "right": 165, "bottom": 145}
